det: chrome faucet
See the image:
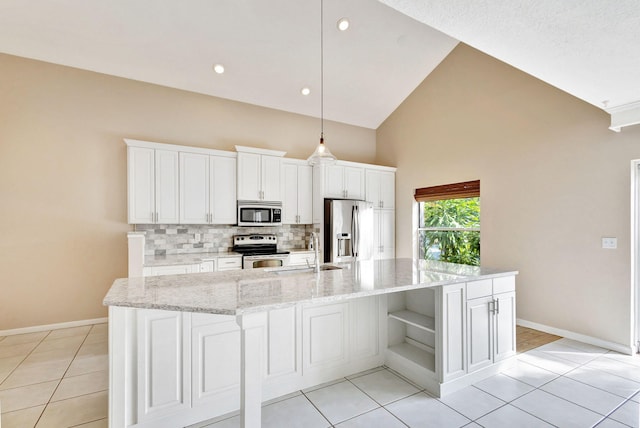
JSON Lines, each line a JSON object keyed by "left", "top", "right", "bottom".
{"left": 309, "top": 232, "right": 320, "bottom": 273}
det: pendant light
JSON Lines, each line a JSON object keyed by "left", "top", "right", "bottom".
{"left": 308, "top": 0, "right": 337, "bottom": 166}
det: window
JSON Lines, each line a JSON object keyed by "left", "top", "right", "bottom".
{"left": 415, "top": 180, "right": 480, "bottom": 266}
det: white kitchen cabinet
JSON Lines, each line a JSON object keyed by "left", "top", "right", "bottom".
{"left": 143, "top": 264, "right": 200, "bottom": 277}
{"left": 236, "top": 147, "right": 286, "bottom": 201}
{"left": 137, "top": 309, "right": 191, "bottom": 423}
{"left": 366, "top": 169, "right": 395, "bottom": 209}
{"left": 288, "top": 251, "right": 315, "bottom": 267}
{"left": 302, "top": 302, "right": 349, "bottom": 372}
{"left": 282, "top": 161, "right": 313, "bottom": 224}
{"left": 216, "top": 256, "right": 242, "bottom": 271}
{"left": 466, "top": 278, "right": 516, "bottom": 374}
{"left": 349, "top": 297, "right": 379, "bottom": 361}
{"left": 323, "top": 164, "right": 364, "bottom": 200}
{"left": 373, "top": 209, "right": 395, "bottom": 260}
{"left": 180, "top": 152, "right": 237, "bottom": 224}
{"left": 438, "top": 283, "right": 467, "bottom": 382}
{"left": 128, "top": 145, "right": 179, "bottom": 224}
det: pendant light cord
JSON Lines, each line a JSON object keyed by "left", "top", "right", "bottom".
{"left": 320, "top": 0, "right": 324, "bottom": 140}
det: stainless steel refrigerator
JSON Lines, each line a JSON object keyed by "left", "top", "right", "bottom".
{"left": 324, "top": 199, "right": 374, "bottom": 263}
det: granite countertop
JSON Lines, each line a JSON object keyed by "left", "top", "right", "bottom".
{"left": 104, "top": 258, "right": 518, "bottom": 315}
{"left": 144, "top": 249, "right": 315, "bottom": 267}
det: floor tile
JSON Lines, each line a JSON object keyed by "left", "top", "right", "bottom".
{"left": 566, "top": 366, "right": 640, "bottom": 399}
{"left": 35, "top": 390, "right": 108, "bottom": 428}
{"left": 51, "top": 370, "right": 109, "bottom": 402}
{"left": 204, "top": 416, "right": 240, "bottom": 428}
{"left": 262, "top": 395, "right": 330, "bottom": 428}
{"left": 585, "top": 356, "right": 640, "bottom": 383}
{"left": 0, "top": 332, "right": 48, "bottom": 347}
{"left": 301, "top": 377, "right": 346, "bottom": 394}
{"left": 0, "top": 359, "right": 70, "bottom": 390}
{"left": 349, "top": 369, "right": 420, "bottom": 405}
{"left": 386, "top": 392, "right": 470, "bottom": 428}
{"left": 502, "top": 359, "right": 559, "bottom": 388}
{"left": 0, "top": 356, "right": 24, "bottom": 384}
{"left": 511, "top": 389, "right": 604, "bottom": 428}
{"left": 262, "top": 390, "right": 302, "bottom": 406}
{"left": 475, "top": 404, "right": 554, "bottom": 427}
{"left": 345, "top": 366, "right": 385, "bottom": 380}
{"left": 596, "top": 417, "right": 634, "bottom": 427}
{"left": 557, "top": 338, "right": 609, "bottom": 354}
{"left": 336, "top": 407, "right": 405, "bottom": 427}
{"left": 65, "top": 342, "right": 108, "bottom": 377}
{"left": 32, "top": 335, "right": 85, "bottom": 355}
{"left": 22, "top": 347, "right": 77, "bottom": 364}
{"left": 0, "top": 342, "right": 39, "bottom": 359}
{"left": 535, "top": 340, "right": 604, "bottom": 365}
{"left": 602, "top": 351, "right": 640, "bottom": 368}
{"left": 0, "top": 380, "right": 58, "bottom": 412}
{"left": 304, "top": 380, "right": 378, "bottom": 425}
{"left": 473, "top": 374, "right": 535, "bottom": 402}
{"left": 518, "top": 348, "right": 581, "bottom": 375}
{"left": 44, "top": 326, "right": 91, "bottom": 341}
{"left": 609, "top": 399, "right": 640, "bottom": 427}
{"left": 83, "top": 332, "right": 108, "bottom": 345}
{"left": 89, "top": 324, "right": 108, "bottom": 335}
{"left": 439, "top": 385, "right": 505, "bottom": 420}
{"left": 540, "top": 376, "right": 626, "bottom": 415}
{"left": 0, "top": 405, "right": 45, "bottom": 428}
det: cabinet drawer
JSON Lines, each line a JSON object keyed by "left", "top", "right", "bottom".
{"left": 217, "top": 257, "right": 242, "bottom": 270}
{"left": 493, "top": 276, "right": 515, "bottom": 294}
{"left": 466, "top": 279, "right": 493, "bottom": 300}
{"left": 289, "top": 252, "right": 314, "bottom": 266}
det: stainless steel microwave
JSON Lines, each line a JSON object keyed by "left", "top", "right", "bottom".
{"left": 237, "top": 201, "right": 282, "bottom": 226}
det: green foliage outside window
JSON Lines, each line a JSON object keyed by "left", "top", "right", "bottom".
{"left": 419, "top": 198, "right": 480, "bottom": 266}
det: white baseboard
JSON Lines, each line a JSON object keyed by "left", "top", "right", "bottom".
{"left": 0, "top": 317, "right": 108, "bottom": 337}
{"left": 517, "top": 318, "right": 635, "bottom": 355}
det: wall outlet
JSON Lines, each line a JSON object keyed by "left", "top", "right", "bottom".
{"left": 602, "top": 237, "right": 617, "bottom": 249}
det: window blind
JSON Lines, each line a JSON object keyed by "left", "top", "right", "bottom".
{"left": 414, "top": 180, "right": 480, "bottom": 202}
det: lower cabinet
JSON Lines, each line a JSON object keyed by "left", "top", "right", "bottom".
{"left": 288, "top": 251, "right": 315, "bottom": 267}
{"left": 302, "top": 302, "right": 349, "bottom": 371}
{"left": 143, "top": 256, "right": 242, "bottom": 277}
{"left": 143, "top": 264, "right": 200, "bottom": 276}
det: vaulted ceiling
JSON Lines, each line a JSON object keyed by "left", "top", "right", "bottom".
{"left": 1, "top": 0, "right": 638, "bottom": 130}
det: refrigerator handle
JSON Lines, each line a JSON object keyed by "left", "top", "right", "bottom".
{"left": 351, "top": 205, "right": 357, "bottom": 257}
{"left": 354, "top": 205, "right": 359, "bottom": 257}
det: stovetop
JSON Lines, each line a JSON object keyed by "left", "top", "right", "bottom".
{"left": 232, "top": 234, "right": 289, "bottom": 256}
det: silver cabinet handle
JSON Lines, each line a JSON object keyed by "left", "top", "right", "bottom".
{"left": 381, "top": 201, "right": 384, "bottom": 208}
{"left": 496, "top": 298, "right": 500, "bottom": 315}
{"left": 489, "top": 299, "right": 496, "bottom": 314}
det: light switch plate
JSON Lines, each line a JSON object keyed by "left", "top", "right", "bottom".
{"left": 602, "top": 237, "right": 617, "bottom": 249}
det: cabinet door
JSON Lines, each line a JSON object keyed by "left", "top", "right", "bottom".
{"left": 297, "top": 165, "right": 313, "bottom": 224}
{"left": 237, "top": 152, "right": 261, "bottom": 200}
{"left": 128, "top": 146, "right": 155, "bottom": 224}
{"left": 439, "top": 283, "right": 466, "bottom": 382}
{"left": 137, "top": 309, "right": 190, "bottom": 422}
{"left": 288, "top": 252, "right": 314, "bottom": 266}
{"left": 180, "top": 152, "right": 209, "bottom": 224}
{"left": 494, "top": 291, "right": 516, "bottom": 362}
{"left": 191, "top": 317, "right": 240, "bottom": 409}
{"left": 261, "top": 155, "right": 282, "bottom": 201}
{"left": 466, "top": 296, "right": 493, "bottom": 374}
{"left": 373, "top": 210, "right": 382, "bottom": 259}
{"left": 266, "top": 306, "right": 297, "bottom": 379}
{"left": 379, "top": 171, "right": 395, "bottom": 209}
{"left": 344, "top": 167, "right": 364, "bottom": 199}
{"left": 210, "top": 156, "right": 237, "bottom": 224}
{"left": 155, "top": 150, "right": 179, "bottom": 224}
{"left": 281, "top": 163, "right": 299, "bottom": 224}
{"left": 365, "top": 170, "right": 381, "bottom": 206}
{"left": 324, "top": 165, "right": 345, "bottom": 198}
{"left": 349, "top": 297, "right": 378, "bottom": 361}
{"left": 149, "top": 264, "right": 197, "bottom": 276}
{"left": 380, "top": 210, "right": 395, "bottom": 259}
{"left": 302, "top": 303, "right": 348, "bottom": 371}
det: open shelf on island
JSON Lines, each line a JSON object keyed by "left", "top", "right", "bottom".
{"left": 387, "top": 342, "right": 436, "bottom": 373}
{"left": 388, "top": 310, "right": 435, "bottom": 333}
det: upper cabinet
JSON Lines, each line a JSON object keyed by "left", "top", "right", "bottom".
{"left": 126, "top": 139, "right": 236, "bottom": 225}
{"left": 366, "top": 169, "right": 395, "bottom": 209}
{"left": 127, "top": 143, "right": 179, "bottom": 224}
{"left": 282, "top": 160, "right": 313, "bottom": 224}
{"left": 323, "top": 164, "right": 364, "bottom": 200}
{"left": 236, "top": 146, "right": 286, "bottom": 201}
{"left": 180, "top": 152, "right": 237, "bottom": 224}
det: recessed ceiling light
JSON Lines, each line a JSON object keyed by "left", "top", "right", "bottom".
{"left": 301, "top": 87, "right": 311, "bottom": 96}
{"left": 213, "top": 64, "right": 225, "bottom": 74}
{"left": 337, "top": 18, "right": 350, "bottom": 31}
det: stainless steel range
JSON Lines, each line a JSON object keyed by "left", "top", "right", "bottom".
{"left": 233, "top": 234, "right": 290, "bottom": 269}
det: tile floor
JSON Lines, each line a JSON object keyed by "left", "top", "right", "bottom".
{"left": 2, "top": 323, "right": 639, "bottom": 428}
{"left": 0, "top": 324, "right": 108, "bottom": 427}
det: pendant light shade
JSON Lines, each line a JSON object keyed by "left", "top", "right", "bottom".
{"left": 308, "top": 0, "right": 337, "bottom": 166}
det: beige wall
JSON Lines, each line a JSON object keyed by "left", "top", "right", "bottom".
{"left": 0, "top": 53, "right": 376, "bottom": 331}
{"left": 377, "top": 44, "right": 640, "bottom": 348}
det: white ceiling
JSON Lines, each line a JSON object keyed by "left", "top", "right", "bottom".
{"left": 1, "top": 1, "right": 639, "bottom": 130}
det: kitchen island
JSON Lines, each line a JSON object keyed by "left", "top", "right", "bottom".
{"left": 104, "top": 258, "right": 517, "bottom": 428}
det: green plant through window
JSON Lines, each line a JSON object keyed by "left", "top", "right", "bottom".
{"left": 418, "top": 198, "right": 480, "bottom": 266}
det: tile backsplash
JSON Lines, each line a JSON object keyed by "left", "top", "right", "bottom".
{"left": 136, "top": 224, "right": 314, "bottom": 256}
